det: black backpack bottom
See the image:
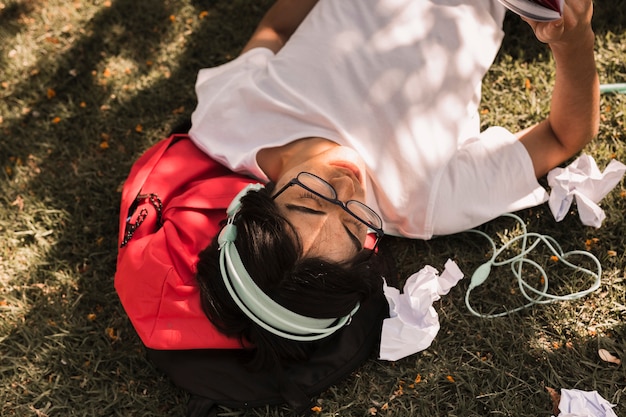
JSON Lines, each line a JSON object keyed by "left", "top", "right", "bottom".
{"left": 147, "top": 291, "right": 388, "bottom": 416}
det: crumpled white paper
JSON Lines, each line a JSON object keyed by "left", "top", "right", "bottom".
{"left": 554, "top": 389, "right": 618, "bottom": 417}
{"left": 379, "top": 259, "right": 464, "bottom": 361}
{"left": 547, "top": 154, "right": 626, "bottom": 228}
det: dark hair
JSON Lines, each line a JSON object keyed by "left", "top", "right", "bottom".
{"left": 195, "top": 186, "right": 382, "bottom": 369}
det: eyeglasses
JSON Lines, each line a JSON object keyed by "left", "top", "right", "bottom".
{"left": 272, "top": 172, "right": 384, "bottom": 249}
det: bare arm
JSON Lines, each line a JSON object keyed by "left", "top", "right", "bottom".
{"left": 240, "top": 0, "right": 319, "bottom": 55}
{"left": 517, "top": 0, "right": 600, "bottom": 177}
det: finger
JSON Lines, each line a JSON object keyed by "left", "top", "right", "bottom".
{"left": 520, "top": 16, "right": 537, "bottom": 31}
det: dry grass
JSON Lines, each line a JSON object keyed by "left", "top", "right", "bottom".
{"left": 1, "top": 0, "right": 624, "bottom": 416}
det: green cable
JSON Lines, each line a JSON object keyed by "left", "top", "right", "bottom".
{"left": 464, "top": 213, "right": 602, "bottom": 319}
{"left": 600, "top": 83, "right": 626, "bottom": 94}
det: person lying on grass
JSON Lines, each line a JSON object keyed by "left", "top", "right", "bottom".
{"left": 115, "top": 0, "right": 598, "bottom": 394}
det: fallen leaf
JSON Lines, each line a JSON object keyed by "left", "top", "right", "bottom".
{"left": 545, "top": 386, "right": 560, "bottom": 416}
{"left": 11, "top": 195, "right": 24, "bottom": 211}
{"left": 106, "top": 327, "right": 119, "bottom": 341}
{"left": 598, "top": 349, "right": 621, "bottom": 365}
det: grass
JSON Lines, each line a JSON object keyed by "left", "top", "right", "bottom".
{"left": 0, "top": 0, "right": 624, "bottom": 416}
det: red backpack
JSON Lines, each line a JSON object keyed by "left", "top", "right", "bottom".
{"left": 115, "top": 134, "right": 255, "bottom": 350}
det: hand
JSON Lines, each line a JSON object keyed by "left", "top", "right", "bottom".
{"left": 522, "top": 0, "right": 594, "bottom": 47}
{"left": 516, "top": 0, "right": 599, "bottom": 178}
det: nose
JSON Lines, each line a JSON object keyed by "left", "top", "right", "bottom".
{"left": 328, "top": 175, "right": 357, "bottom": 202}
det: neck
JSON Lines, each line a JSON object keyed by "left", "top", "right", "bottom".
{"left": 257, "top": 137, "right": 338, "bottom": 182}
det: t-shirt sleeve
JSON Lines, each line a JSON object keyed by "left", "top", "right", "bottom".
{"left": 428, "top": 126, "right": 549, "bottom": 236}
{"left": 194, "top": 47, "right": 275, "bottom": 87}
{"left": 189, "top": 48, "right": 279, "bottom": 182}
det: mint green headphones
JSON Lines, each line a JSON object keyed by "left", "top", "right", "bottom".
{"left": 218, "top": 184, "right": 360, "bottom": 341}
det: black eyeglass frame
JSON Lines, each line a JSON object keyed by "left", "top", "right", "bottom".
{"left": 272, "top": 171, "right": 384, "bottom": 250}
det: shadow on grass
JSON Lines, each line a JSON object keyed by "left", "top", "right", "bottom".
{"left": 0, "top": 0, "right": 624, "bottom": 415}
{"left": 0, "top": 0, "right": 270, "bottom": 414}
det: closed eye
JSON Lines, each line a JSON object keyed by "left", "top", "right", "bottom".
{"left": 284, "top": 203, "right": 362, "bottom": 253}
{"left": 285, "top": 203, "right": 325, "bottom": 215}
{"left": 343, "top": 223, "right": 364, "bottom": 252}
{"left": 299, "top": 192, "right": 365, "bottom": 247}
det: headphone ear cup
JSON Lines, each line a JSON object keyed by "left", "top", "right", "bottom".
{"left": 226, "top": 183, "right": 265, "bottom": 217}
{"left": 218, "top": 224, "right": 237, "bottom": 246}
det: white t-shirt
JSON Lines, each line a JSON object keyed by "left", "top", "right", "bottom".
{"left": 189, "top": 0, "right": 549, "bottom": 239}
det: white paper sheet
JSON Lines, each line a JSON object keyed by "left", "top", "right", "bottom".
{"left": 555, "top": 389, "right": 618, "bottom": 417}
{"left": 379, "top": 259, "right": 464, "bottom": 361}
{"left": 547, "top": 154, "right": 626, "bottom": 228}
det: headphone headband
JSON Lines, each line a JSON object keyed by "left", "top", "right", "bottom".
{"left": 218, "top": 183, "right": 359, "bottom": 341}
